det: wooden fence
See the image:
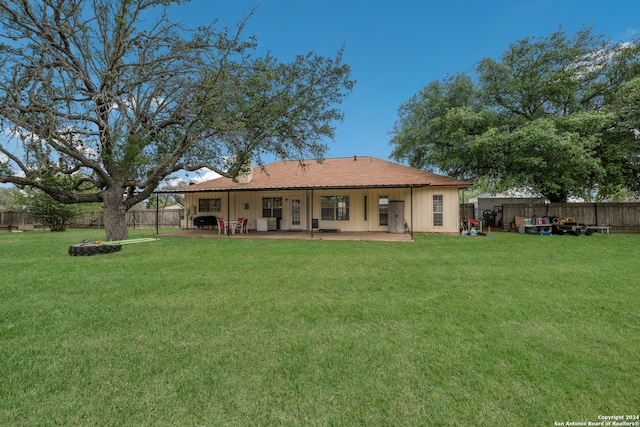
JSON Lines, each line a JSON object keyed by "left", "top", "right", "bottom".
{"left": 1, "top": 209, "right": 182, "bottom": 231}
{"left": 460, "top": 203, "right": 474, "bottom": 223}
{"left": 0, "top": 211, "right": 39, "bottom": 231}
{"left": 499, "top": 202, "right": 640, "bottom": 233}
{"left": 3, "top": 204, "right": 639, "bottom": 232}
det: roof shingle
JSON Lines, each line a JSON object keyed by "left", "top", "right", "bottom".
{"left": 181, "top": 156, "right": 471, "bottom": 192}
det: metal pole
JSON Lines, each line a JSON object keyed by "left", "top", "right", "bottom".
{"left": 311, "top": 189, "right": 314, "bottom": 238}
{"left": 410, "top": 187, "right": 414, "bottom": 240}
{"left": 155, "top": 192, "right": 159, "bottom": 235}
{"left": 227, "top": 190, "right": 230, "bottom": 237}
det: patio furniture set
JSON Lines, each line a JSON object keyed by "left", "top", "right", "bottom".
{"left": 216, "top": 218, "right": 249, "bottom": 235}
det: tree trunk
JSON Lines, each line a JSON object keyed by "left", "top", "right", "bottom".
{"left": 103, "top": 188, "right": 129, "bottom": 241}
{"left": 545, "top": 192, "right": 568, "bottom": 204}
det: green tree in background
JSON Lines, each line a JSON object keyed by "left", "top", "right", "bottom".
{"left": 391, "top": 28, "right": 640, "bottom": 202}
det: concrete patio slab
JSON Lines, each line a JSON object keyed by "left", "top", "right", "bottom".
{"left": 159, "top": 229, "right": 414, "bottom": 242}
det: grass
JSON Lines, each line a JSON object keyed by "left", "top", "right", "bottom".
{"left": 0, "top": 229, "right": 638, "bottom": 426}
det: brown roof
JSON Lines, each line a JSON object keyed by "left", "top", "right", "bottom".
{"left": 179, "top": 156, "right": 471, "bottom": 192}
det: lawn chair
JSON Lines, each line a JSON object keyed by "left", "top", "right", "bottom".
{"left": 217, "top": 218, "right": 227, "bottom": 235}
{"left": 234, "top": 218, "right": 245, "bottom": 234}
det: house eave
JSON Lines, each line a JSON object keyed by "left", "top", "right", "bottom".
{"left": 160, "top": 183, "right": 435, "bottom": 194}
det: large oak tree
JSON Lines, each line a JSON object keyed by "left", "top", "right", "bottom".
{"left": 391, "top": 28, "right": 640, "bottom": 202}
{"left": 0, "top": 0, "right": 354, "bottom": 240}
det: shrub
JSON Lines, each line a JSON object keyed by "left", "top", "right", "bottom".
{"left": 20, "top": 188, "right": 81, "bottom": 231}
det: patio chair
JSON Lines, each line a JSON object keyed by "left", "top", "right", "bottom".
{"left": 234, "top": 218, "right": 245, "bottom": 234}
{"left": 242, "top": 218, "right": 248, "bottom": 234}
{"left": 217, "top": 218, "right": 227, "bottom": 235}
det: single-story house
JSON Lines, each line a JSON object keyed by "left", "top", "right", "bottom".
{"left": 174, "top": 156, "right": 471, "bottom": 236}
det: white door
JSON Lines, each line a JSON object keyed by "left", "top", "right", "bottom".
{"left": 291, "top": 198, "right": 303, "bottom": 230}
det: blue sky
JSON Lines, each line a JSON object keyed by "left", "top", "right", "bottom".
{"left": 173, "top": 0, "right": 640, "bottom": 163}
{"left": 1, "top": 1, "right": 638, "bottom": 189}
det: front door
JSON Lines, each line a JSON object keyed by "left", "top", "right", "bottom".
{"left": 291, "top": 198, "right": 302, "bottom": 230}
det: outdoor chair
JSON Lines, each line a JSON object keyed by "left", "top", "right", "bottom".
{"left": 238, "top": 218, "right": 249, "bottom": 234}
{"left": 217, "top": 218, "right": 227, "bottom": 235}
{"left": 234, "top": 218, "right": 245, "bottom": 234}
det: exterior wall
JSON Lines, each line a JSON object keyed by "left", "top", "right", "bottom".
{"left": 183, "top": 186, "right": 462, "bottom": 234}
{"left": 410, "top": 187, "right": 461, "bottom": 234}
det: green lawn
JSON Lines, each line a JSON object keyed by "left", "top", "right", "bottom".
{"left": 1, "top": 229, "right": 638, "bottom": 426}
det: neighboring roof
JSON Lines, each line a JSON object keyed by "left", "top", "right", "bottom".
{"left": 162, "top": 204, "right": 184, "bottom": 210}
{"left": 176, "top": 156, "right": 471, "bottom": 193}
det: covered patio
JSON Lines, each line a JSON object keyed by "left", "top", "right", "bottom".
{"left": 159, "top": 228, "right": 414, "bottom": 242}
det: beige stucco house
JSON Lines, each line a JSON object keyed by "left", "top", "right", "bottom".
{"left": 177, "top": 156, "right": 471, "bottom": 236}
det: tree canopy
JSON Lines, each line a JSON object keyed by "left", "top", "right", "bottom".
{"left": 390, "top": 27, "right": 640, "bottom": 202}
{"left": 0, "top": 0, "right": 354, "bottom": 239}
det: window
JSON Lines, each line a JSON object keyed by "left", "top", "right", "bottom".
{"left": 379, "top": 196, "right": 389, "bottom": 226}
{"left": 321, "top": 195, "right": 350, "bottom": 220}
{"left": 363, "top": 195, "right": 368, "bottom": 221}
{"left": 262, "top": 197, "right": 282, "bottom": 218}
{"left": 433, "top": 194, "right": 443, "bottom": 226}
{"left": 199, "top": 198, "right": 221, "bottom": 212}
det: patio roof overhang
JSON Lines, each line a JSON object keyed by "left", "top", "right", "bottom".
{"left": 159, "top": 183, "right": 431, "bottom": 194}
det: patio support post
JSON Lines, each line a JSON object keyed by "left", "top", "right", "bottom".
{"left": 227, "top": 190, "right": 230, "bottom": 237}
{"left": 410, "top": 187, "right": 413, "bottom": 240}
{"left": 311, "top": 189, "right": 314, "bottom": 238}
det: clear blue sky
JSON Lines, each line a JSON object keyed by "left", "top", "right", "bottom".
{"left": 174, "top": 0, "right": 640, "bottom": 163}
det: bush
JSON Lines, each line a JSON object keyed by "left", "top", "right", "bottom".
{"left": 22, "top": 189, "right": 81, "bottom": 231}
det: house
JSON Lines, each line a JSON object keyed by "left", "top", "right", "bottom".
{"left": 175, "top": 156, "right": 471, "bottom": 236}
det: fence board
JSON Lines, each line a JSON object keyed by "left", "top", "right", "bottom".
{"left": 499, "top": 202, "right": 640, "bottom": 233}
{"left": 1, "top": 210, "right": 181, "bottom": 231}
{"left": 459, "top": 203, "right": 474, "bottom": 222}
{"left": 0, "top": 211, "right": 39, "bottom": 230}
{"left": 73, "top": 210, "right": 181, "bottom": 229}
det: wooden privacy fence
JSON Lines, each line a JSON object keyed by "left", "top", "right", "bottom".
{"left": 1, "top": 209, "right": 181, "bottom": 231}
{"left": 460, "top": 203, "right": 474, "bottom": 223}
{"left": 0, "top": 211, "right": 39, "bottom": 231}
{"left": 499, "top": 202, "right": 640, "bottom": 233}
{"left": 73, "top": 210, "right": 182, "bottom": 229}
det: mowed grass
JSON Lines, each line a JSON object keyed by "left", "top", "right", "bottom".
{"left": 0, "top": 229, "right": 638, "bottom": 426}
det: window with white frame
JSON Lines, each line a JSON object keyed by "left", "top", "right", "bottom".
{"left": 433, "top": 194, "right": 443, "bottom": 226}
{"left": 321, "top": 196, "right": 350, "bottom": 220}
{"left": 379, "top": 196, "right": 389, "bottom": 226}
